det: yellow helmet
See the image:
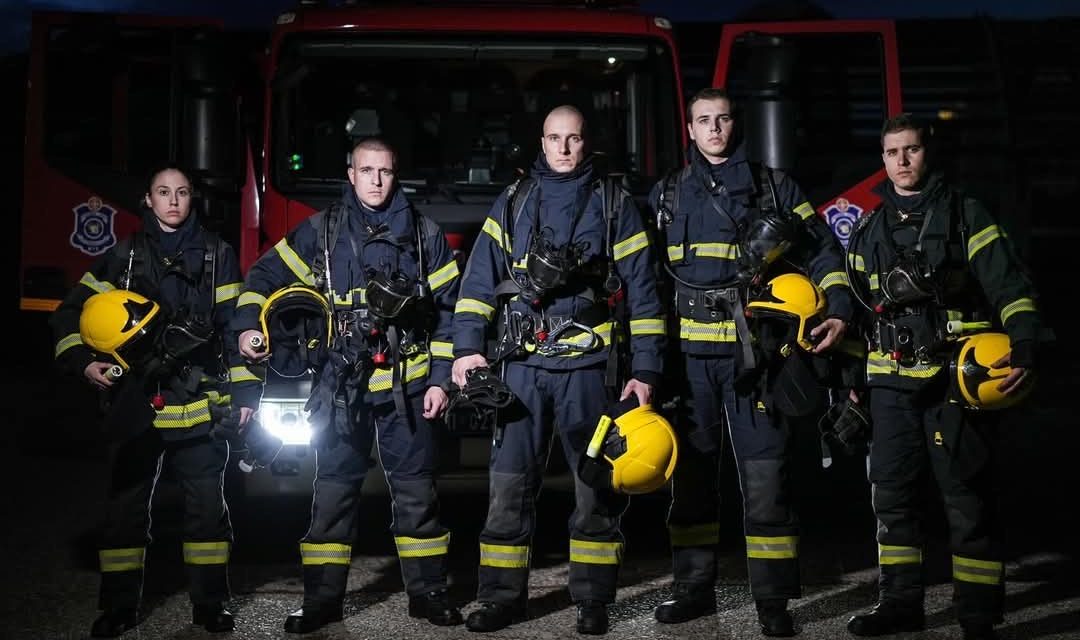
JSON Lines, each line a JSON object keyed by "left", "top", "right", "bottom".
{"left": 746, "top": 273, "right": 826, "bottom": 351}
{"left": 578, "top": 400, "right": 679, "bottom": 495}
{"left": 79, "top": 289, "right": 163, "bottom": 370}
{"left": 951, "top": 332, "right": 1034, "bottom": 410}
{"left": 258, "top": 286, "right": 333, "bottom": 376}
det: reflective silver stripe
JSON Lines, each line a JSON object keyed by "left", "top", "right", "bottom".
{"left": 629, "top": 318, "right": 665, "bottom": 336}
{"left": 867, "top": 352, "right": 942, "bottom": 378}
{"left": 273, "top": 239, "right": 315, "bottom": 286}
{"left": 613, "top": 231, "right": 649, "bottom": 261}
{"left": 849, "top": 254, "right": 867, "bottom": 272}
{"left": 300, "top": 542, "right": 352, "bottom": 565}
{"left": 1000, "top": 297, "right": 1036, "bottom": 325}
{"left": 793, "top": 202, "right": 815, "bottom": 220}
{"left": 455, "top": 298, "right": 495, "bottom": 320}
{"left": 879, "top": 544, "right": 922, "bottom": 565}
{"left": 745, "top": 536, "right": 798, "bottom": 559}
{"left": 691, "top": 242, "right": 738, "bottom": 260}
{"left": 569, "top": 539, "right": 624, "bottom": 565}
{"left": 428, "top": 259, "right": 460, "bottom": 292}
{"left": 55, "top": 333, "right": 84, "bottom": 358}
{"left": 429, "top": 341, "right": 454, "bottom": 359}
{"left": 679, "top": 318, "right": 737, "bottom": 342}
{"left": 368, "top": 354, "right": 429, "bottom": 392}
{"left": 183, "top": 541, "right": 230, "bottom": 565}
{"left": 229, "top": 366, "right": 262, "bottom": 383}
{"left": 667, "top": 245, "right": 685, "bottom": 261}
{"left": 99, "top": 547, "right": 145, "bottom": 572}
{"left": 237, "top": 291, "right": 267, "bottom": 309}
{"left": 395, "top": 533, "right": 450, "bottom": 558}
{"left": 967, "top": 224, "right": 1001, "bottom": 261}
{"left": 479, "top": 543, "right": 529, "bottom": 568}
{"left": 78, "top": 272, "right": 116, "bottom": 294}
{"left": 953, "top": 555, "right": 1003, "bottom": 585}
{"left": 482, "top": 217, "right": 509, "bottom": 252}
{"left": 215, "top": 282, "right": 241, "bottom": 303}
{"left": 153, "top": 398, "right": 212, "bottom": 429}
{"left": 818, "top": 271, "right": 849, "bottom": 290}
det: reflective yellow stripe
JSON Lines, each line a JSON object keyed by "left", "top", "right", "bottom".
{"left": 430, "top": 341, "right": 454, "bottom": 359}
{"left": 667, "top": 245, "right": 685, "bottom": 262}
{"left": 100, "top": 547, "right": 145, "bottom": 572}
{"left": 183, "top": 541, "right": 230, "bottom": 566}
{"left": 867, "top": 352, "right": 942, "bottom": 378}
{"left": 229, "top": 366, "right": 263, "bottom": 383}
{"left": 368, "top": 353, "right": 430, "bottom": 392}
{"left": 613, "top": 231, "right": 649, "bottom": 261}
{"left": 153, "top": 398, "right": 212, "bottom": 429}
{"left": 629, "top": 318, "right": 665, "bottom": 336}
{"left": 455, "top": 298, "right": 495, "bottom": 320}
{"left": 215, "top": 282, "right": 241, "bottom": 304}
{"left": 55, "top": 333, "right": 84, "bottom": 358}
{"left": 967, "top": 224, "right": 1002, "bottom": 261}
{"left": 237, "top": 290, "right": 267, "bottom": 309}
{"left": 329, "top": 288, "right": 366, "bottom": 307}
{"left": 555, "top": 321, "right": 612, "bottom": 350}
{"left": 569, "top": 539, "right": 624, "bottom": 565}
{"left": 679, "top": 318, "right": 737, "bottom": 342}
{"left": 482, "top": 217, "right": 509, "bottom": 252}
{"left": 274, "top": 238, "right": 315, "bottom": 286}
{"left": 78, "top": 272, "right": 116, "bottom": 294}
{"left": 669, "top": 522, "right": 720, "bottom": 547}
{"left": 746, "top": 535, "right": 798, "bottom": 559}
{"left": 691, "top": 242, "right": 739, "bottom": 260}
{"left": 849, "top": 254, "right": 867, "bottom": 272}
{"left": 793, "top": 202, "right": 815, "bottom": 220}
{"left": 300, "top": 542, "right": 352, "bottom": 566}
{"left": 869, "top": 273, "right": 880, "bottom": 291}
{"left": 953, "top": 555, "right": 1002, "bottom": 585}
{"left": 205, "top": 390, "right": 231, "bottom": 406}
{"left": 818, "top": 271, "right": 849, "bottom": 291}
{"left": 395, "top": 533, "right": 450, "bottom": 558}
{"left": 428, "top": 259, "right": 460, "bottom": 292}
{"left": 479, "top": 543, "right": 530, "bottom": 569}
{"left": 1000, "top": 297, "right": 1036, "bottom": 325}
{"left": 879, "top": 544, "right": 922, "bottom": 566}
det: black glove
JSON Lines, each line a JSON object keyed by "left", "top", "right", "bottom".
{"left": 818, "top": 396, "right": 871, "bottom": 464}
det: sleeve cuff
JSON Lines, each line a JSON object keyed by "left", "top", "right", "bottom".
{"left": 1009, "top": 339, "right": 1036, "bottom": 369}
{"left": 631, "top": 370, "right": 662, "bottom": 388}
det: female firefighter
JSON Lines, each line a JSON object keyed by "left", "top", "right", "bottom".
{"left": 50, "top": 165, "right": 245, "bottom": 637}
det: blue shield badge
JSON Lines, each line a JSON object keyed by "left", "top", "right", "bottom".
{"left": 70, "top": 196, "right": 117, "bottom": 256}
{"left": 824, "top": 198, "right": 863, "bottom": 249}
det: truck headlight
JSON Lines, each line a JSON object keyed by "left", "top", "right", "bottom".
{"left": 259, "top": 398, "right": 312, "bottom": 446}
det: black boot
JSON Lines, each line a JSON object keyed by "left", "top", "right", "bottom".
{"left": 465, "top": 602, "right": 527, "bottom": 632}
{"left": 90, "top": 609, "right": 139, "bottom": 638}
{"left": 961, "top": 621, "right": 999, "bottom": 640}
{"left": 847, "top": 602, "right": 925, "bottom": 636}
{"left": 283, "top": 603, "right": 344, "bottom": 634}
{"left": 193, "top": 603, "right": 235, "bottom": 633}
{"left": 408, "top": 588, "right": 463, "bottom": 626}
{"left": 654, "top": 584, "right": 716, "bottom": 624}
{"left": 576, "top": 601, "right": 609, "bottom": 635}
{"left": 756, "top": 599, "right": 796, "bottom": 637}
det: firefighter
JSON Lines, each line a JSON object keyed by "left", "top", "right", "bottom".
{"left": 844, "top": 114, "right": 1040, "bottom": 640}
{"left": 51, "top": 165, "right": 243, "bottom": 637}
{"left": 233, "top": 138, "right": 463, "bottom": 634}
{"left": 648, "top": 88, "right": 853, "bottom": 637}
{"left": 451, "top": 105, "right": 666, "bottom": 635}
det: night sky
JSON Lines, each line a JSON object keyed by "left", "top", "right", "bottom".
{"left": 2, "top": 0, "right": 1079, "bottom": 54}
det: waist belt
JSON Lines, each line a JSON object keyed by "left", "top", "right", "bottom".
{"left": 675, "top": 285, "right": 755, "bottom": 370}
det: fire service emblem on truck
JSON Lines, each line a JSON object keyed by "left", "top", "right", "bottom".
{"left": 70, "top": 196, "right": 117, "bottom": 256}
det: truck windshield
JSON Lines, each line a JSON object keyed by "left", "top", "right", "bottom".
{"left": 270, "top": 34, "right": 680, "bottom": 195}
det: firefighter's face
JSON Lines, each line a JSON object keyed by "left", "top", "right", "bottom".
{"left": 541, "top": 108, "right": 586, "bottom": 173}
{"left": 688, "top": 97, "right": 735, "bottom": 162}
{"left": 145, "top": 169, "right": 192, "bottom": 232}
{"left": 882, "top": 128, "right": 928, "bottom": 195}
{"left": 348, "top": 148, "right": 397, "bottom": 209}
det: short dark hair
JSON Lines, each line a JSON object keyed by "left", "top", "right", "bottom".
{"left": 686, "top": 88, "right": 736, "bottom": 122}
{"left": 350, "top": 137, "right": 398, "bottom": 168}
{"left": 145, "top": 163, "right": 193, "bottom": 194}
{"left": 880, "top": 113, "right": 933, "bottom": 148}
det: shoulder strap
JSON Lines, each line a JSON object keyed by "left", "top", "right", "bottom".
{"left": 510, "top": 176, "right": 536, "bottom": 238}
{"left": 310, "top": 203, "right": 345, "bottom": 291}
{"left": 656, "top": 168, "right": 683, "bottom": 227}
{"left": 200, "top": 230, "right": 223, "bottom": 315}
{"left": 748, "top": 161, "right": 779, "bottom": 217}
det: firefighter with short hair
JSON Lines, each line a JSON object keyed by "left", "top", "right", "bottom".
{"left": 51, "top": 165, "right": 244, "bottom": 637}
{"left": 649, "top": 88, "right": 853, "bottom": 637}
{"left": 844, "top": 114, "right": 1040, "bottom": 640}
{"left": 232, "top": 137, "right": 463, "bottom": 634}
{"left": 451, "top": 105, "right": 665, "bottom": 635}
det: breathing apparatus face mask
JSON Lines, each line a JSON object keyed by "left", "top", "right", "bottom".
{"left": 365, "top": 270, "right": 421, "bottom": 320}
{"left": 523, "top": 231, "right": 586, "bottom": 298}
{"left": 158, "top": 317, "right": 213, "bottom": 360}
{"left": 736, "top": 212, "right": 797, "bottom": 283}
{"left": 881, "top": 250, "right": 936, "bottom": 305}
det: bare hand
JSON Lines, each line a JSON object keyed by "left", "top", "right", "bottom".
{"left": 239, "top": 329, "right": 268, "bottom": 361}
{"left": 452, "top": 354, "right": 488, "bottom": 388}
{"left": 810, "top": 317, "right": 847, "bottom": 354}
{"left": 619, "top": 378, "right": 654, "bottom": 406}
{"left": 84, "top": 362, "right": 117, "bottom": 390}
{"left": 423, "top": 386, "right": 450, "bottom": 419}
{"left": 991, "top": 351, "right": 1030, "bottom": 394}
{"left": 238, "top": 406, "right": 255, "bottom": 427}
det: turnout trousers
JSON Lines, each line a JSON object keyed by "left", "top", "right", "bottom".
{"left": 868, "top": 387, "right": 1004, "bottom": 625}
{"left": 477, "top": 363, "right": 629, "bottom": 606}
{"left": 299, "top": 392, "right": 450, "bottom": 608}
{"left": 98, "top": 428, "right": 233, "bottom": 611}
{"left": 666, "top": 354, "right": 800, "bottom": 601}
